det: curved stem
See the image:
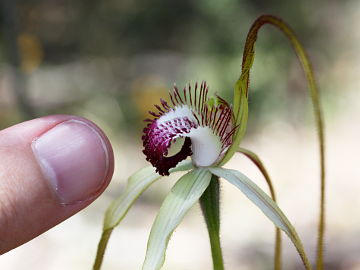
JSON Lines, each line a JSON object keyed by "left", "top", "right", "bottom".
{"left": 200, "top": 175, "right": 225, "bottom": 270}
{"left": 237, "top": 147, "right": 281, "bottom": 270}
{"left": 210, "top": 167, "right": 312, "bottom": 270}
{"left": 233, "top": 15, "right": 325, "bottom": 269}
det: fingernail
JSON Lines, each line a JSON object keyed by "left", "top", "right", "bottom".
{"left": 32, "top": 119, "right": 110, "bottom": 204}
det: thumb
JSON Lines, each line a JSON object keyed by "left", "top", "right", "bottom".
{"left": 0, "top": 115, "right": 114, "bottom": 254}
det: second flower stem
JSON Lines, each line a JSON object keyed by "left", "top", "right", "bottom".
{"left": 237, "top": 147, "right": 282, "bottom": 270}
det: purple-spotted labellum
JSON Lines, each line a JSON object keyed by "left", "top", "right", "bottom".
{"left": 142, "top": 82, "right": 236, "bottom": 176}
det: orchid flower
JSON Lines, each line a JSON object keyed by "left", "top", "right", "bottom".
{"left": 142, "top": 81, "right": 235, "bottom": 176}
{"left": 93, "top": 15, "right": 325, "bottom": 270}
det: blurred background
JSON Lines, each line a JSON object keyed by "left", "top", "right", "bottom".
{"left": 0, "top": 0, "right": 359, "bottom": 269}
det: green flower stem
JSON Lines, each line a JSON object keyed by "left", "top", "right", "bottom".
{"left": 200, "top": 175, "right": 224, "bottom": 270}
{"left": 237, "top": 147, "right": 281, "bottom": 270}
{"left": 210, "top": 167, "right": 312, "bottom": 270}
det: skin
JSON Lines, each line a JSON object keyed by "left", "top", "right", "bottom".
{"left": 0, "top": 115, "right": 114, "bottom": 254}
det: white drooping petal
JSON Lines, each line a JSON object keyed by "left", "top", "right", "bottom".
{"left": 188, "top": 126, "right": 222, "bottom": 167}
{"left": 158, "top": 106, "right": 224, "bottom": 167}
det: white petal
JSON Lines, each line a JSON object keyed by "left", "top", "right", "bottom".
{"left": 188, "top": 126, "right": 222, "bottom": 167}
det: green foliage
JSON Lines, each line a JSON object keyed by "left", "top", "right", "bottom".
{"left": 210, "top": 167, "right": 312, "bottom": 269}
{"left": 93, "top": 160, "right": 193, "bottom": 270}
{"left": 143, "top": 168, "right": 212, "bottom": 270}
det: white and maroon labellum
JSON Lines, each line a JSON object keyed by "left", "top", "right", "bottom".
{"left": 142, "top": 82, "right": 236, "bottom": 176}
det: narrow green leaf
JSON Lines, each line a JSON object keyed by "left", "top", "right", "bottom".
{"left": 209, "top": 167, "right": 312, "bottom": 270}
{"left": 93, "top": 160, "right": 194, "bottom": 270}
{"left": 142, "top": 168, "right": 212, "bottom": 270}
{"left": 104, "top": 159, "right": 194, "bottom": 230}
{"left": 200, "top": 175, "right": 224, "bottom": 270}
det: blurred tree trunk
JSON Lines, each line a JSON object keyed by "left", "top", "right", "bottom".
{"left": 1, "top": 0, "right": 35, "bottom": 120}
